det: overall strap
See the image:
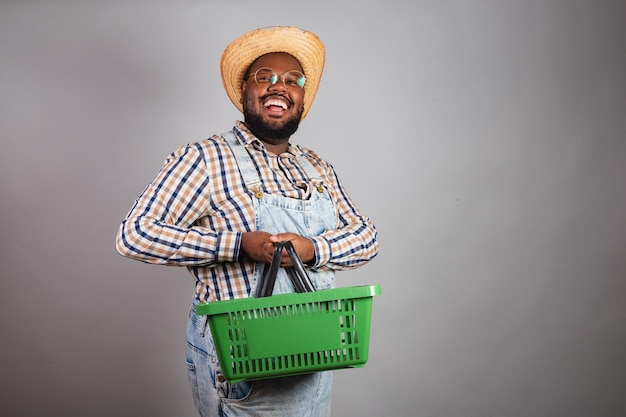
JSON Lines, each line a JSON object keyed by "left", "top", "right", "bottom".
{"left": 295, "top": 154, "right": 325, "bottom": 192}
{"left": 295, "top": 155, "right": 322, "bottom": 182}
{"left": 221, "top": 130, "right": 263, "bottom": 193}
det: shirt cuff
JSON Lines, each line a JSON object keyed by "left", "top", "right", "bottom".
{"left": 310, "top": 235, "right": 331, "bottom": 268}
{"left": 215, "top": 231, "right": 242, "bottom": 263}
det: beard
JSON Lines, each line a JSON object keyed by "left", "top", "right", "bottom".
{"left": 242, "top": 95, "right": 304, "bottom": 144}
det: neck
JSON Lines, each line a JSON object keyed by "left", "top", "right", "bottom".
{"left": 261, "top": 139, "right": 289, "bottom": 155}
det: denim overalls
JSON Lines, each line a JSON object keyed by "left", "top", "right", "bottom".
{"left": 186, "top": 131, "right": 336, "bottom": 416}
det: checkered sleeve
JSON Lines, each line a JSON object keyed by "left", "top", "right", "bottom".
{"left": 116, "top": 143, "right": 241, "bottom": 265}
{"left": 306, "top": 155, "right": 379, "bottom": 271}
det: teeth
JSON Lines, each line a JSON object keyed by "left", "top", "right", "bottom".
{"left": 264, "top": 99, "right": 288, "bottom": 110}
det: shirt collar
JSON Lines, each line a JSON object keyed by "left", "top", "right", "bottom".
{"left": 234, "top": 121, "right": 303, "bottom": 157}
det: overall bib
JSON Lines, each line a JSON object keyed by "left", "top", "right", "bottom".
{"left": 186, "top": 131, "right": 337, "bottom": 416}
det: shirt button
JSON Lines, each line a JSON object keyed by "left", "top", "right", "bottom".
{"left": 217, "top": 375, "right": 226, "bottom": 383}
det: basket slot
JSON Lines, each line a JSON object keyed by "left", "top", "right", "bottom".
{"left": 229, "top": 346, "right": 363, "bottom": 378}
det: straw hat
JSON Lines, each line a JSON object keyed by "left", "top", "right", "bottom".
{"left": 220, "top": 26, "right": 325, "bottom": 119}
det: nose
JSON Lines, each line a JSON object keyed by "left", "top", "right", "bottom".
{"left": 267, "top": 76, "right": 288, "bottom": 92}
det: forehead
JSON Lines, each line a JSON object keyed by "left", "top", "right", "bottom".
{"left": 248, "top": 52, "right": 303, "bottom": 73}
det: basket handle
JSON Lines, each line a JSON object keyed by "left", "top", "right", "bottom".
{"left": 284, "top": 241, "right": 316, "bottom": 293}
{"left": 255, "top": 243, "right": 282, "bottom": 298}
{"left": 255, "top": 241, "right": 315, "bottom": 297}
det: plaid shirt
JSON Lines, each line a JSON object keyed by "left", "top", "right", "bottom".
{"left": 116, "top": 121, "right": 378, "bottom": 302}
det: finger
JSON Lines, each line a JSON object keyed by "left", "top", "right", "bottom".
{"left": 261, "top": 241, "right": 274, "bottom": 263}
{"left": 269, "top": 235, "right": 283, "bottom": 243}
{"left": 270, "top": 233, "right": 296, "bottom": 243}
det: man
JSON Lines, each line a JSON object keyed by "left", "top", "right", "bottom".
{"left": 116, "top": 26, "right": 378, "bottom": 416}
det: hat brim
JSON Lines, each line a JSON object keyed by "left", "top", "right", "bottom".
{"left": 220, "top": 26, "right": 325, "bottom": 120}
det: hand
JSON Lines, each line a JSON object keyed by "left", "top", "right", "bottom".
{"left": 240, "top": 232, "right": 315, "bottom": 266}
{"left": 269, "top": 233, "right": 315, "bottom": 267}
{"left": 240, "top": 231, "right": 274, "bottom": 264}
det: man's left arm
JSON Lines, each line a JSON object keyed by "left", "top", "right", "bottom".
{"left": 309, "top": 165, "right": 379, "bottom": 270}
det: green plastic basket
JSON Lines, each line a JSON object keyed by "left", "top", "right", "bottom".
{"left": 196, "top": 285, "right": 381, "bottom": 383}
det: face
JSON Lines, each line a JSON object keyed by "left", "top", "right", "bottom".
{"left": 241, "top": 52, "right": 305, "bottom": 143}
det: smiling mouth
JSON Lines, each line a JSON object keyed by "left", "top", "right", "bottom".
{"left": 263, "top": 96, "right": 290, "bottom": 113}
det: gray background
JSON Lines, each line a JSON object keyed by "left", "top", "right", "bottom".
{"left": 2, "top": 1, "right": 625, "bottom": 416}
